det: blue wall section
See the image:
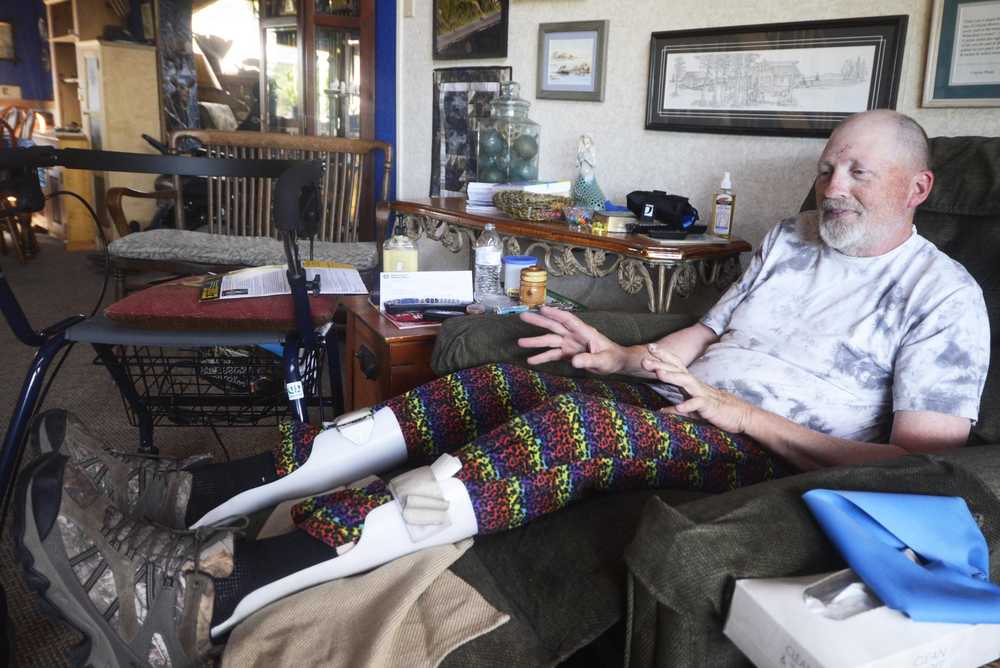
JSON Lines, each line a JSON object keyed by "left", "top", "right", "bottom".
{"left": 0, "top": 0, "right": 53, "bottom": 100}
{"left": 374, "top": 0, "right": 396, "bottom": 202}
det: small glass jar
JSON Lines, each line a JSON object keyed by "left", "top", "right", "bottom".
{"left": 519, "top": 265, "right": 547, "bottom": 307}
{"left": 476, "top": 82, "right": 541, "bottom": 184}
{"left": 382, "top": 233, "right": 418, "bottom": 272}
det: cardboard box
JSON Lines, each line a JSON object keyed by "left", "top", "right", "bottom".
{"left": 723, "top": 571, "right": 1000, "bottom": 668}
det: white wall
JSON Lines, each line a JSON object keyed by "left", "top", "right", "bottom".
{"left": 396, "top": 0, "right": 1000, "bottom": 250}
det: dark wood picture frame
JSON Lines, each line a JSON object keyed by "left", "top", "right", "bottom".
{"left": 645, "top": 16, "right": 908, "bottom": 137}
{"left": 433, "top": 0, "right": 509, "bottom": 60}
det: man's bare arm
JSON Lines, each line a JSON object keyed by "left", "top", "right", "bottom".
{"left": 741, "top": 408, "right": 969, "bottom": 471}
{"left": 650, "top": 322, "right": 719, "bottom": 367}
{"left": 641, "top": 343, "right": 970, "bottom": 470}
{"left": 517, "top": 306, "right": 718, "bottom": 377}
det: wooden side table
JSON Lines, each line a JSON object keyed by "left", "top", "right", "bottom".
{"left": 343, "top": 299, "right": 440, "bottom": 410}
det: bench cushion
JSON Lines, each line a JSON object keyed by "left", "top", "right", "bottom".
{"left": 108, "top": 229, "right": 377, "bottom": 271}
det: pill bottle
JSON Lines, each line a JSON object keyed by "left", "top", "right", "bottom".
{"left": 519, "top": 266, "right": 547, "bottom": 307}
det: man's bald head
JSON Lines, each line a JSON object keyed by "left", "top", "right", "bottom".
{"left": 815, "top": 110, "right": 935, "bottom": 256}
{"left": 831, "top": 110, "right": 930, "bottom": 172}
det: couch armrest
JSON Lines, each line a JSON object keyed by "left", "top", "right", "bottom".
{"left": 105, "top": 186, "right": 178, "bottom": 239}
{"left": 431, "top": 311, "right": 698, "bottom": 377}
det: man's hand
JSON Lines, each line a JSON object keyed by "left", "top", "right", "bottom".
{"left": 517, "top": 306, "right": 629, "bottom": 374}
{"left": 642, "top": 343, "right": 754, "bottom": 434}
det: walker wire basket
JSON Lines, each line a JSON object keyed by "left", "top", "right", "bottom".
{"left": 107, "top": 341, "right": 328, "bottom": 428}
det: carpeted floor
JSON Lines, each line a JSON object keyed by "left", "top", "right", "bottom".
{"left": 0, "top": 235, "right": 289, "bottom": 667}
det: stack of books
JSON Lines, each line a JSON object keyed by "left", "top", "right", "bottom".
{"left": 466, "top": 180, "right": 572, "bottom": 214}
{"left": 592, "top": 209, "right": 636, "bottom": 233}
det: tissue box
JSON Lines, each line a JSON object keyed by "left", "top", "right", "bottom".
{"left": 723, "top": 571, "right": 1000, "bottom": 668}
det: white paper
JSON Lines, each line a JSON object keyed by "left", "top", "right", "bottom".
{"left": 378, "top": 271, "right": 473, "bottom": 310}
{"left": 724, "top": 571, "right": 1000, "bottom": 668}
{"left": 217, "top": 265, "right": 367, "bottom": 299}
{"left": 949, "top": 1, "right": 1000, "bottom": 86}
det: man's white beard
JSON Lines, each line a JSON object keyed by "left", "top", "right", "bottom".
{"left": 818, "top": 212, "right": 868, "bottom": 253}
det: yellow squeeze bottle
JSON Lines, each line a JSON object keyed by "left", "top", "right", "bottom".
{"left": 382, "top": 234, "right": 418, "bottom": 272}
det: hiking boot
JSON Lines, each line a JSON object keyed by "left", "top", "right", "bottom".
{"left": 15, "top": 452, "right": 239, "bottom": 667}
{"left": 32, "top": 409, "right": 209, "bottom": 528}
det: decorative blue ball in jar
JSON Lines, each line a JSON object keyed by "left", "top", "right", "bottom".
{"left": 475, "top": 82, "right": 541, "bottom": 183}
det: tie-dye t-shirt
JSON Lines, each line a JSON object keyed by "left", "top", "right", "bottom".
{"left": 680, "top": 211, "right": 990, "bottom": 442}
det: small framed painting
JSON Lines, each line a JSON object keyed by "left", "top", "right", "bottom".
{"left": 536, "top": 20, "right": 608, "bottom": 102}
{"left": 434, "top": 0, "right": 509, "bottom": 60}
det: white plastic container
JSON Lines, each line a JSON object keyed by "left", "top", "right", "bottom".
{"left": 502, "top": 255, "right": 537, "bottom": 297}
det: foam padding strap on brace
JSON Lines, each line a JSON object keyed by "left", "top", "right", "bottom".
{"left": 388, "top": 454, "right": 463, "bottom": 542}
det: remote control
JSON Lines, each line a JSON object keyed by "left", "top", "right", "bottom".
{"left": 423, "top": 309, "right": 467, "bottom": 321}
{"left": 383, "top": 298, "right": 472, "bottom": 314}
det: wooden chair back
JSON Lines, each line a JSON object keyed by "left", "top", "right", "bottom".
{"left": 169, "top": 130, "right": 392, "bottom": 242}
{"left": 0, "top": 106, "right": 37, "bottom": 141}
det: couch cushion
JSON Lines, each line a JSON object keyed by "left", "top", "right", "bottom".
{"left": 108, "top": 228, "right": 377, "bottom": 271}
{"left": 624, "top": 446, "right": 1000, "bottom": 668}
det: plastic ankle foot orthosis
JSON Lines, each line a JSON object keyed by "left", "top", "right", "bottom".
{"left": 191, "top": 407, "right": 408, "bottom": 529}
{"left": 209, "top": 453, "right": 478, "bottom": 636}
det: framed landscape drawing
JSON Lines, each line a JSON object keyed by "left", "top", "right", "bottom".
{"left": 434, "top": 0, "right": 509, "bottom": 60}
{"left": 536, "top": 21, "right": 608, "bottom": 101}
{"left": 645, "top": 16, "right": 908, "bottom": 137}
{"left": 923, "top": 0, "right": 1000, "bottom": 107}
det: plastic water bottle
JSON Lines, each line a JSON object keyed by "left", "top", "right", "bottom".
{"left": 474, "top": 223, "right": 503, "bottom": 302}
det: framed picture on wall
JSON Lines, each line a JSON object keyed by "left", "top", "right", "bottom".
{"left": 433, "top": 0, "right": 509, "bottom": 60}
{"left": 923, "top": 0, "right": 1000, "bottom": 107}
{"left": 536, "top": 21, "right": 608, "bottom": 101}
{"left": 645, "top": 16, "right": 908, "bottom": 137}
{"left": 430, "top": 66, "right": 512, "bottom": 197}
{"left": 0, "top": 22, "right": 15, "bottom": 61}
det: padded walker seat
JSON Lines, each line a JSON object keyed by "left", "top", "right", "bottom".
{"left": 108, "top": 229, "right": 376, "bottom": 269}
{"left": 105, "top": 130, "right": 392, "bottom": 297}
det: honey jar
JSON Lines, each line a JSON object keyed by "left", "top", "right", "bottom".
{"left": 519, "top": 265, "right": 547, "bottom": 307}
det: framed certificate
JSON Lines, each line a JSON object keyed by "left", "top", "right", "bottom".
{"left": 923, "top": 0, "right": 1000, "bottom": 107}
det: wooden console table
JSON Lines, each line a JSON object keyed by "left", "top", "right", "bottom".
{"left": 389, "top": 198, "right": 750, "bottom": 313}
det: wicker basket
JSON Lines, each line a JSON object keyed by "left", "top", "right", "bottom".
{"left": 493, "top": 191, "right": 572, "bottom": 222}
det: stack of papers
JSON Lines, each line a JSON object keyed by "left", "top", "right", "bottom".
{"left": 466, "top": 180, "right": 572, "bottom": 214}
{"left": 200, "top": 262, "right": 367, "bottom": 301}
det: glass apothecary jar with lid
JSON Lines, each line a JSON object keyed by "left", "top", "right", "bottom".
{"left": 475, "top": 81, "right": 540, "bottom": 183}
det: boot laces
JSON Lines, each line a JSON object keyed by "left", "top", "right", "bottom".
{"left": 101, "top": 508, "right": 247, "bottom": 577}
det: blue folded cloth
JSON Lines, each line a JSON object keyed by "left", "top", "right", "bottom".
{"left": 803, "top": 489, "right": 1000, "bottom": 623}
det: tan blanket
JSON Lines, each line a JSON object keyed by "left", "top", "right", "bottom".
{"left": 222, "top": 539, "right": 508, "bottom": 668}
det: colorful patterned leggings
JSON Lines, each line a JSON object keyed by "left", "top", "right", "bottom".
{"left": 277, "top": 363, "right": 788, "bottom": 550}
